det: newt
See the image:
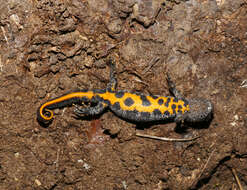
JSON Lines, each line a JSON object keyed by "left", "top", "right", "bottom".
{"left": 37, "top": 60, "right": 213, "bottom": 126}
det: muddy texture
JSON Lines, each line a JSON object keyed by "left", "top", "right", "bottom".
{"left": 0, "top": 0, "right": 246, "bottom": 189}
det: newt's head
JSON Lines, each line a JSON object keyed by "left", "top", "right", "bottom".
{"left": 185, "top": 98, "right": 213, "bottom": 123}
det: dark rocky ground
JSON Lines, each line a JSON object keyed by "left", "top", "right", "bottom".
{"left": 0, "top": 0, "right": 246, "bottom": 189}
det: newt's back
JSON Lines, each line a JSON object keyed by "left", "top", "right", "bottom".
{"left": 97, "top": 91, "right": 189, "bottom": 122}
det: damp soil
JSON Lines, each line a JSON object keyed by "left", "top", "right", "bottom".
{"left": 0, "top": 0, "right": 246, "bottom": 189}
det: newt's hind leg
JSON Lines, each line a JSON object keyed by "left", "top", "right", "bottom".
{"left": 166, "top": 74, "right": 184, "bottom": 99}
{"left": 106, "top": 59, "right": 117, "bottom": 92}
{"left": 74, "top": 102, "right": 108, "bottom": 116}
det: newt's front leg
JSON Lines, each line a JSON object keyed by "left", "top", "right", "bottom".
{"left": 166, "top": 74, "right": 184, "bottom": 100}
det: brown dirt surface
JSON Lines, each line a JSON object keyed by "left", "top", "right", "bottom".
{"left": 0, "top": 0, "right": 247, "bottom": 189}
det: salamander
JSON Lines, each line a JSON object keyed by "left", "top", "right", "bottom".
{"left": 37, "top": 60, "right": 213, "bottom": 124}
